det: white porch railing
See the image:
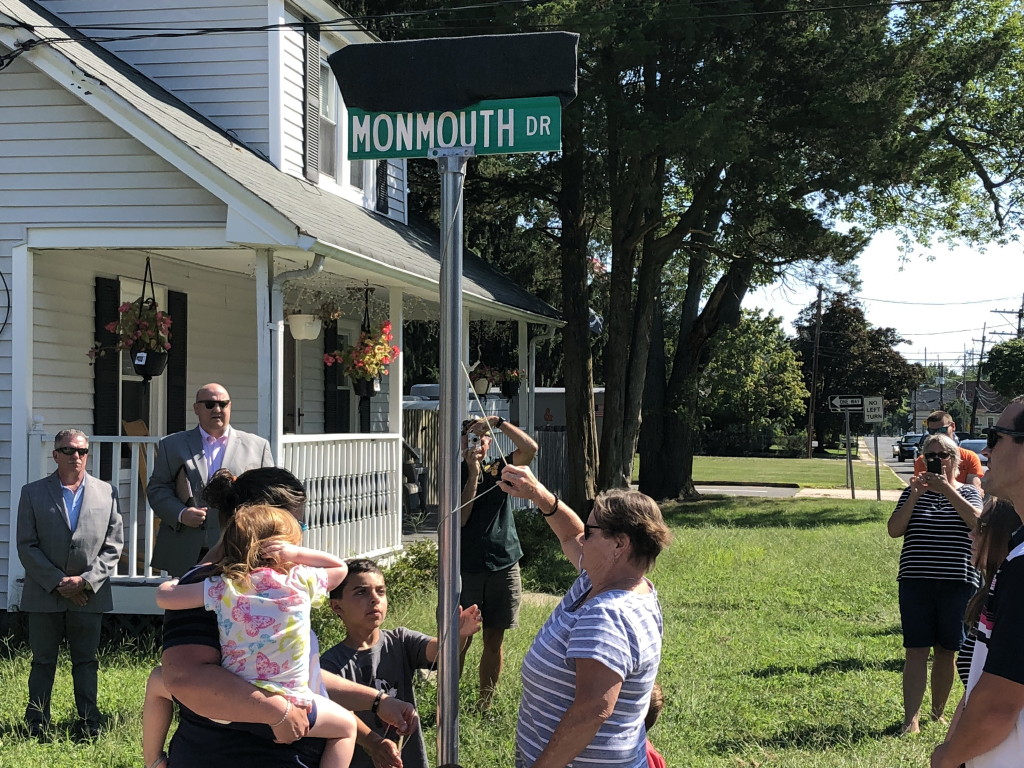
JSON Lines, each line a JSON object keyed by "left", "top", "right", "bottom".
{"left": 279, "top": 433, "right": 403, "bottom": 562}
{"left": 27, "top": 431, "right": 404, "bottom": 585}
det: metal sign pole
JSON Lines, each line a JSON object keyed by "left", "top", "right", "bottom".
{"left": 434, "top": 147, "right": 471, "bottom": 768}
{"left": 873, "top": 427, "right": 881, "bottom": 501}
{"left": 846, "top": 410, "right": 855, "bottom": 499}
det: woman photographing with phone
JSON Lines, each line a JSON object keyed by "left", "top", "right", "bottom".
{"left": 888, "top": 432, "right": 983, "bottom": 735}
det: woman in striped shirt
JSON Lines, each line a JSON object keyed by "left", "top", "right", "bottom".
{"left": 888, "top": 432, "right": 983, "bottom": 735}
{"left": 500, "top": 464, "right": 671, "bottom": 768}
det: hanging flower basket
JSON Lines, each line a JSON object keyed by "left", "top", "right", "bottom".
{"left": 88, "top": 258, "right": 172, "bottom": 382}
{"left": 132, "top": 348, "right": 169, "bottom": 379}
{"left": 500, "top": 380, "right": 520, "bottom": 399}
{"left": 287, "top": 314, "right": 322, "bottom": 340}
{"left": 324, "top": 321, "right": 400, "bottom": 381}
{"left": 473, "top": 378, "right": 491, "bottom": 395}
{"left": 352, "top": 377, "right": 381, "bottom": 398}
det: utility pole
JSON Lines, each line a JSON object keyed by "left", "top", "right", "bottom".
{"left": 938, "top": 362, "right": 945, "bottom": 411}
{"left": 990, "top": 293, "right": 1024, "bottom": 340}
{"left": 806, "top": 284, "right": 824, "bottom": 458}
{"left": 970, "top": 323, "right": 987, "bottom": 436}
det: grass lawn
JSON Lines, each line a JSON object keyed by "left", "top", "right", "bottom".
{"left": 693, "top": 456, "right": 906, "bottom": 490}
{"left": 0, "top": 496, "right": 943, "bottom": 767}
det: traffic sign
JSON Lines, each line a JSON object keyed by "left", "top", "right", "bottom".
{"left": 830, "top": 395, "right": 864, "bottom": 412}
{"left": 348, "top": 97, "right": 562, "bottom": 160}
{"left": 864, "top": 396, "right": 884, "bottom": 423}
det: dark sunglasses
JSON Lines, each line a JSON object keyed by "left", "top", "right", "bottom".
{"left": 198, "top": 400, "right": 231, "bottom": 410}
{"left": 923, "top": 451, "right": 952, "bottom": 460}
{"left": 583, "top": 523, "right": 608, "bottom": 540}
{"left": 985, "top": 426, "right": 1024, "bottom": 450}
{"left": 927, "top": 426, "right": 951, "bottom": 435}
{"left": 56, "top": 446, "right": 89, "bottom": 456}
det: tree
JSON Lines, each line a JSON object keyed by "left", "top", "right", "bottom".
{"left": 792, "top": 294, "right": 926, "bottom": 447}
{"left": 697, "top": 310, "right": 809, "bottom": 454}
{"left": 343, "top": 0, "right": 1024, "bottom": 502}
{"left": 986, "top": 338, "right": 1024, "bottom": 397}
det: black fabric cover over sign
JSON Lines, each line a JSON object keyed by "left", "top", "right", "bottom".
{"left": 329, "top": 32, "right": 578, "bottom": 113}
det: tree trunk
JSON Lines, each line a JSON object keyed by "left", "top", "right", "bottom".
{"left": 644, "top": 257, "right": 755, "bottom": 500}
{"left": 558, "top": 107, "right": 599, "bottom": 508}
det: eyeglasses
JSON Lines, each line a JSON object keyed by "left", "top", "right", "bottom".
{"left": 985, "top": 426, "right": 1024, "bottom": 450}
{"left": 198, "top": 400, "right": 231, "bottom": 410}
{"left": 927, "top": 425, "right": 951, "bottom": 435}
{"left": 923, "top": 451, "right": 952, "bottom": 460}
{"left": 56, "top": 446, "right": 89, "bottom": 457}
{"left": 583, "top": 523, "right": 608, "bottom": 540}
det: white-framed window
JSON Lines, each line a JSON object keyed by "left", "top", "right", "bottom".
{"left": 319, "top": 61, "right": 337, "bottom": 178}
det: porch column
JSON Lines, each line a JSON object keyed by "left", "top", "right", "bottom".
{"left": 255, "top": 250, "right": 273, "bottom": 444}
{"left": 517, "top": 320, "right": 528, "bottom": 425}
{"left": 8, "top": 244, "right": 34, "bottom": 608}
{"left": 389, "top": 289, "right": 404, "bottom": 435}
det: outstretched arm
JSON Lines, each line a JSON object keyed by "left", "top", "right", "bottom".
{"left": 501, "top": 464, "right": 584, "bottom": 570}
{"left": 155, "top": 579, "right": 205, "bottom": 610}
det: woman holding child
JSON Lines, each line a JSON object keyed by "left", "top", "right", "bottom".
{"left": 500, "top": 464, "right": 671, "bottom": 768}
{"left": 887, "top": 432, "right": 983, "bottom": 735}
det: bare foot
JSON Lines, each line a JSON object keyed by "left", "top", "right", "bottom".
{"left": 930, "top": 713, "right": 949, "bottom": 726}
{"left": 900, "top": 720, "right": 921, "bottom": 735}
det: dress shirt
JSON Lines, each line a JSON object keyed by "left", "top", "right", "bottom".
{"left": 200, "top": 425, "right": 232, "bottom": 477}
{"left": 61, "top": 479, "right": 86, "bottom": 532}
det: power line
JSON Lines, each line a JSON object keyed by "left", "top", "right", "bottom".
{"left": 853, "top": 295, "right": 1019, "bottom": 306}
{"left": 6, "top": 0, "right": 959, "bottom": 45}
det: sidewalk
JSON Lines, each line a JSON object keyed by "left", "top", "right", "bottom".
{"left": 791, "top": 436, "right": 905, "bottom": 501}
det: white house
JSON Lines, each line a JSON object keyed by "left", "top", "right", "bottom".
{"left": 0, "top": 0, "right": 560, "bottom": 615}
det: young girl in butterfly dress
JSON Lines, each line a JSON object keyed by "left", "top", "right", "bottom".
{"left": 154, "top": 504, "right": 357, "bottom": 768}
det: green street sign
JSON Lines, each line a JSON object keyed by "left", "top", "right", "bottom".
{"left": 348, "top": 96, "right": 561, "bottom": 159}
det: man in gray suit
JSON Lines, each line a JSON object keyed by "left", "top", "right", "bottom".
{"left": 17, "top": 428, "right": 124, "bottom": 740}
{"left": 148, "top": 383, "right": 274, "bottom": 576}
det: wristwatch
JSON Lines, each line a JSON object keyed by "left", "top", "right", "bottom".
{"left": 494, "top": 417, "right": 505, "bottom": 428}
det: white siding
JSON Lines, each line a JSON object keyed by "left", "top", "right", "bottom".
{"left": 0, "top": 56, "right": 227, "bottom": 252}
{"left": 36, "top": 0, "right": 272, "bottom": 155}
{"left": 299, "top": 334, "right": 325, "bottom": 433}
{"left": 280, "top": 7, "right": 307, "bottom": 178}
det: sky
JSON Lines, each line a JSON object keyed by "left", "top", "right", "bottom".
{"left": 745, "top": 231, "right": 1024, "bottom": 373}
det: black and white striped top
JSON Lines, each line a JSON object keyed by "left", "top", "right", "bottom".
{"left": 896, "top": 485, "right": 982, "bottom": 587}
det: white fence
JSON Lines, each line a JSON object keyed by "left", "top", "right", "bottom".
{"left": 29, "top": 431, "right": 403, "bottom": 585}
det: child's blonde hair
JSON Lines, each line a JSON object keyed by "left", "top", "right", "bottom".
{"left": 216, "top": 504, "right": 302, "bottom": 589}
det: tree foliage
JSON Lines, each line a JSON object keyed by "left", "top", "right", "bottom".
{"left": 792, "top": 293, "right": 926, "bottom": 447}
{"left": 698, "top": 310, "right": 808, "bottom": 453}
{"left": 986, "top": 338, "right": 1024, "bottom": 397}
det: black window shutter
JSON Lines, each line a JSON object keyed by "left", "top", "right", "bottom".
{"left": 324, "top": 324, "right": 340, "bottom": 432}
{"left": 93, "top": 277, "right": 120, "bottom": 481}
{"left": 166, "top": 290, "right": 188, "bottom": 433}
{"left": 303, "top": 18, "right": 321, "bottom": 184}
{"left": 375, "top": 159, "right": 389, "bottom": 214}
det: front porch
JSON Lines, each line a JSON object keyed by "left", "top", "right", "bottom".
{"left": 23, "top": 428, "right": 402, "bottom": 615}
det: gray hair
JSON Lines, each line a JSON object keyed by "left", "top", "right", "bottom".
{"left": 921, "top": 433, "right": 960, "bottom": 473}
{"left": 54, "top": 429, "right": 88, "bottom": 449}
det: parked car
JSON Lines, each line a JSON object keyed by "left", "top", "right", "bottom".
{"left": 895, "top": 433, "right": 925, "bottom": 462}
{"left": 960, "top": 438, "right": 988, "bottom": 466}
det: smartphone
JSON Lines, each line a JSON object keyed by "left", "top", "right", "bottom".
{"left": 926, "top": 455, "right": 942, "bottom": 474}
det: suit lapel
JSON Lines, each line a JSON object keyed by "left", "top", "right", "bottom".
{"left": 186, "top": 427, "right": 209, "bottom": 484}
{"left": 47, "top": 473, "right": 71, "bottom": 529}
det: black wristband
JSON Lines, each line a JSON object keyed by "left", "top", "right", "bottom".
{"left": 542, "top": 493, "right": 559, "bottom": 517}
{"left": 495, "top": 416, "right": 505, "bottom": 428}
{"left": 372, "top": 690, "right": 385, "bottom": 714}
